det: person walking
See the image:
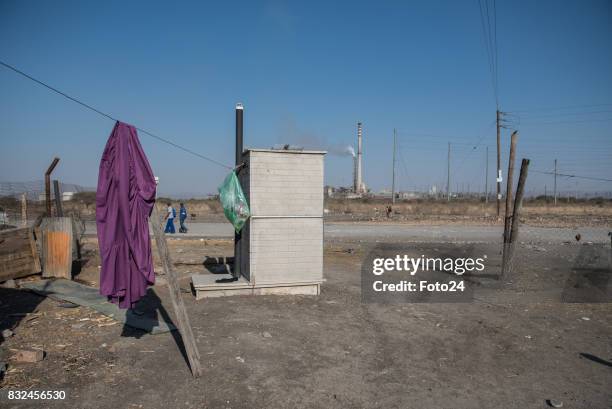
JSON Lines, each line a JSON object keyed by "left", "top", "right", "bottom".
{"left": 164, "top": 202, "right": 176, "bottom": 234}
{"left": 179, "top": 202, "right": 188, "bottom": 233}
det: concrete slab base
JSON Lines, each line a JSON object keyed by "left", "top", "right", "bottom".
{"left": 191, "top": 274, "right": 321, "bottom": 299}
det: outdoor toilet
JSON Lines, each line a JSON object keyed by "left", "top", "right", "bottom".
{"left": 192, "top": 148, "right": 326, "bottom": 298}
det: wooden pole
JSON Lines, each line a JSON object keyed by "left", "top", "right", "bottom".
{"left": 150, "top": 204, "right": 203, "bottom": 377}
{"left": 44, "top": 157, "right": 60, "bottom": 216}
{"left": 21, "top": 193, "right": 27, "bottom": 227}
{"left": 503, "top": 131, "right": 518, "bottom": 242}
{"left": 53, "top": 180, "right": 63, "bottom": 217}
{"left": 501, "top": 158, "right": 530, "bottom": 280}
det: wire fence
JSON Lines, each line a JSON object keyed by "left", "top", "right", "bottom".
{"left": 0, "top": 190, "right": 95, "bottom": 230}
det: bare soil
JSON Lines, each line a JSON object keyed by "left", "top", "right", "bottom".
{"left": 1, "top": 235, "right": 611, "bottom": 408}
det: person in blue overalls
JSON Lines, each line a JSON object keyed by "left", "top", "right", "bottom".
{"left": 163, "top": 202, "right": 176, "bottom": 234}
{"left": 179, "top": 203, "right": 188, "bottom": 233}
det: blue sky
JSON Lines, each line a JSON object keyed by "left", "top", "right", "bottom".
{"left": 1, "top": 0, "right": 611, "bottom": 197}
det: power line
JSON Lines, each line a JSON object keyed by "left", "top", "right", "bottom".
{"left": 395, "top": 131, "right": 490, "bottom": 142}
{"left": 396, "top": 142, "right": 416, "bottom": 190}
{"left": 477, "top": 0, "right": 499, "bottom": 107}
{"left": 512, "top": 109, "right": 612, "bottom": 119}
{"left": 507, "top": 103, "right": 612, "bottom": 113}
{"left": 493, "top": 0, "right": 498, "bottom": 102}
{"left": 519, "top": 117, "right": 612, "bottom": 126}
{"left": 531, "top": 170, "right": 612, "bottom": 183}
{"left": 0, "top": 60, "right": 233, "bottom": 170}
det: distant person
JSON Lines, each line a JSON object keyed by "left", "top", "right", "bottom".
{"left": 386, "top": 205, "right": 393, "bottom": 218}
{"left": 179, "top": 202, "right": 188, "bottom": 233}
{"left": 164, "top": 202, "right": 176, "bottom": 234}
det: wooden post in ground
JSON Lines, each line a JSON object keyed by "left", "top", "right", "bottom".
{"left": 53, "top": 180, "right": 63, "bottom": 217}
{"left": 21, "top": 193, "right": 27, "bottom": 227}
{"left": 509, "top": 159, "right": 530, "bottom": 244}
{"left": 150, "top": 204, "right": 203, "bottom": 377}
{"left": 44, "top": 157, "right": 60, "bottom": 216}
{"left": 501, "top": 158, "right": 530, "bottom": 280}
{"left": 503, "top": 131, "right": 518, "bottom": 242}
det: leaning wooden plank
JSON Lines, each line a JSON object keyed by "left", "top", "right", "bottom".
{"left": 150, "top": 206, "right": 203, "bottom": 377}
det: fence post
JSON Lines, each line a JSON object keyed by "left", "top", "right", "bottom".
{"left": 501, "top": 158, "right": 530, "bottom": 280}
{"left": 53, "top": 180, "right": 63, "bottom": 217}
{"left": 21, "top": 193, "right": 27, "bottom": 227}
{"left": 503, "top": 131, "right": 518, "bottom": 242}
{"left": 45, "top": 157, "right": 60, "bottom": 216}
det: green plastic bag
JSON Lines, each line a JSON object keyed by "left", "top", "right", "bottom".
{"left": 218, "top": 171, "right": 250, "bottom": 232}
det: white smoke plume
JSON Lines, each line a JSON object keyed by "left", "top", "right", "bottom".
{"left": 345, "top": 146, "right": 355, "bottom": 157}
{"left": 275, "top": 115, "right": 355, "bottom": 157}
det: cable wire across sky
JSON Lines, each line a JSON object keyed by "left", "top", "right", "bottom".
{"left": 477, "top": 0, "right": 499, "bottom": 108}
{"left": 0, "top": 60, "right": 234, "bottom": 170}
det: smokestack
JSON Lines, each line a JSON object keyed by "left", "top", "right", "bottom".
{"left": 355, "top": 122, "right": 363, "bottom": 194}
{"left": 233, "top": 102, "right": 244, "bottom": 281}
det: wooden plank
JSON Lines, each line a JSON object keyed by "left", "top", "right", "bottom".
{"left": 0, "top": 228, "right": 30, "bottom": 255}
{"left": 150, "top": 205, "right": 203, "bottom": 377}
{"left": 0, "top": 262, "right": 36, "bottom": 281}
{"left": 1, "top": 250, "right": 33, "bottom": 261}
{"left": 0, "top": 227, "right": 40, "bottom": 281}
{"left": 2, "top": 257, "right": 35, "bottom": 270}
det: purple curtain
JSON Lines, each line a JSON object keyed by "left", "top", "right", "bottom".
{"left": 96, "top": 121, "right": 156, "bottom": 309}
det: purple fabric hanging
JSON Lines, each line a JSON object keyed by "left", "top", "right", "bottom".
{"left": 96, "top": 121, "right": 156, "bottom": 309}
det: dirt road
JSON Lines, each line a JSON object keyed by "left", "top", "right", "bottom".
{"left": 83, "top": 221, "right": 612, "bottom": 244}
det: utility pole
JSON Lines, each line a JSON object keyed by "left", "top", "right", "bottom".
{"left": 447, "top": 142, "right": 451, "bottom": 201}
{"left": 553, "top": 159, "right": 558, "bottom": 206}
{"left": 392, "top": 129, "right": 397, "bottom": 204}
{"left": 496, "top": 110, "right": 502, "bottom": 218}
{"left": 485, "top": 146, "right": 489, "bottom": 203}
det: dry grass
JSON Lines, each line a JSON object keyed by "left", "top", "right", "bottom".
{"left": 2, "top": 195, "right": 611, "bottom": 227}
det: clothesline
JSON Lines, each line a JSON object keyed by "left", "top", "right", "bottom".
{"left": 0, "top": 60, "right": 234, "bottom": 170}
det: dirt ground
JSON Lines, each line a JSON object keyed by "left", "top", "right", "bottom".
{"left": 1, "top": 233, "right": 611, "bottom": 408}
